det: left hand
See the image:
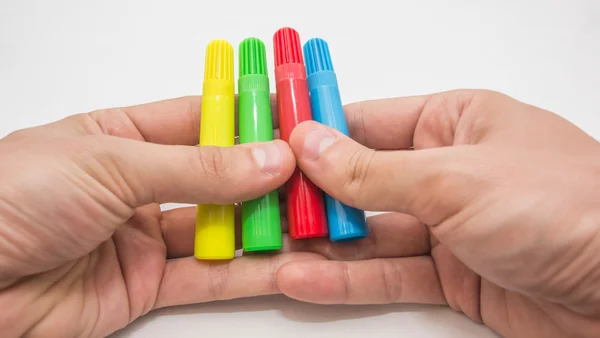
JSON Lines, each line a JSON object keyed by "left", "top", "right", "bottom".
{"left": 0, "top": 96, "right": 322, "bottom": 337}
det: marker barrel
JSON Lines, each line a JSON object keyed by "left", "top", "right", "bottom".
{"left": 195, "top": 40, "right": 236, "bottom": 259}
{"left": 274, "top": 27, "right": 328, "bottom": 239}
{"left": 304, "top": 38, "right": 369, "bottom": 242}
{"left": 238, "top": 38, "right": 282, "bottom": 251}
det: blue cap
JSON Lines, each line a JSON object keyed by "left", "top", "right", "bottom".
{"left": 304, "top": 38, "right": 349, "bottom": 135}
{"left": 303, "top": 38, "right": 369, "bottom": 242}
{"left": 304, "top": 38, "right": 334, "bottom": 75}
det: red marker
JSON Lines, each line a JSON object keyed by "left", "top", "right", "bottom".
{"left": 273, "top": 27, "right": 328, "bottom": 239}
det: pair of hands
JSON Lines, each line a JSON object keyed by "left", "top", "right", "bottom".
{"left": 0, "top": 89, "right": 599, "bottom": 337}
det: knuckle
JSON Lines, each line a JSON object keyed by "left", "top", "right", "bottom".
{"left": 468, "top": 88, "right": 503, "bottom": 101}
{"left": 417, "top": 90, "right": 479, "bottom": 146}
{"left": 207, "top": 263, "right": 230, "bottom": 300}
{"left": 68, "top": 112, "right": 104, "bottom": 135}
{"left": 77, "top": 135, "right": 140, "bottom": 207}
{"left": 343, "top": 148, "right": 376, "bottom": 205}
{"left": 343, "top": 101, "right": 367, "bottom": 144}
{"left": 421, "top": 89, "right": 476, "bottom": 116}
{"left": 379, "top": 260, "right": 403, "bottom": 303}
{"left": 440, "top": 89, "right": 506, "bottom": 115}
{"left": 340, "top": 263, "right": 351, "bottom": 304}
{"left": 196, "top": 146, "right": 228, "bottom": 182}
{"left": 267, "top": 255, "right": 280, "bottom": 293}
{"left": 3, "top": 128, "right": 30, "bottom": 141}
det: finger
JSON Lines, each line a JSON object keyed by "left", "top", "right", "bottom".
{"left": 82, "top": 136, "right": 295, "bottom": 209}
{"left": 276, "top": 256, "right": 446, "bottom": 305}
{"left": 154, "top": 252, "right": 325, "bottom": 308}
{"left": 160, "top": 206, "right": 196, "bottom": 258}
{"left": 431, "top": 242, "right": 482, "bottom": 322}
{"left": 342, "top": 89, "right": 497, "bottom": 150}
{"left": 283, "top": 212, "right": 429, "bottom": 260}
{"left": 161, "top": 203, "right": 289, "bottom": 259}
{"left": 288, "top": 121, "right": 474, "bottom": 224}
{"left": 343, "top": 95, "right": 428, "bottom": 150}
{"left": 85, "top": 95, "right": 280, "bottom": 146}
{"left": 128, "top": 204, "right": 163, "bottom": 243}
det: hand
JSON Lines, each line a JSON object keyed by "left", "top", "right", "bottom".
{"left": 0, "top": 96, "right": 322, "bottom": 337}
{"left": 276, "top": 90, "right": 600, "bottom": 337}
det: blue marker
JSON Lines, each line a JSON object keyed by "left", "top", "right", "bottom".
{"left": 303, "top": 37, "right": 369, "bottom": 242}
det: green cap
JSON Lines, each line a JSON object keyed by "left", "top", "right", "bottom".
{"left": 239, "top": 37, "right": 267, "bottom": 76}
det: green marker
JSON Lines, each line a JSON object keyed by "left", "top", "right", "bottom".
{"left": 238, "top": 37, "right": 282, "bottom": 252}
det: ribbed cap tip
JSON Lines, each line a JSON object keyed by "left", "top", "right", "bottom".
{"left": 273, "top": 27, "right": 303, "bottom": 66}
{"left": 303, "top": 38, "right": 334, "bottom": 76}
{"left": 239, "top": 37, "right": 267, "bottom": 76}
{"left": 204, "top": 40, "right": 234, "bottom": 81}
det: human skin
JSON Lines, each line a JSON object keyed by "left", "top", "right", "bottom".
{"left": 0, "top": 90, "right": 599, "bottom": 337}
{"left": 276, "top": 89, "right": 600, "bottom": 337}
{"left": 0, "top": 96, "right": 323, "bottom": 337}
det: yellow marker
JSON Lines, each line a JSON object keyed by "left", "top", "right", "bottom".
{"left": 195, "top": 40, "right": 235, "bottom": 260}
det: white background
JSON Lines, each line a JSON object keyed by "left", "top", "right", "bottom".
{"left": 1, "top": 0, "right": 598, "bottom": 337}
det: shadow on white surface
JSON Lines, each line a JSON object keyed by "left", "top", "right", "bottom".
{"left": 140, "top": 295, "right": 421, "bottom": 323}
{"left": 111, "top": 294, "right": 498, "bottom": 338}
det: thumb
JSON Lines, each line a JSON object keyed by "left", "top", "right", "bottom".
{"left": 288, "top": 121, "right": 474, "bottom": 224}
{"left": 80, "top": 136, "right": 295, "bottom": 207}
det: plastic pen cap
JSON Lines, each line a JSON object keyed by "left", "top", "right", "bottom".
{"left": 238, "top": 37, "right": 283, "bottom": 251}
{"left": 240, "top": 37, "right": 268, "bottom": 76}
{"left": 272, "top": 27, "right": 329, "bottom": 239}
{"left": 195, "top": 39, "right": 236, "bottom": 260}
{"left": 304, "top": 38, "right": 369, "bottom": 242}
{"left": 304, "top": 38, "right": 334, "bottom": 74}
{"left": 204, "top": 40, "right": 233, "bottom": 80}
{"left": 274, "top": 27, "right": 304, "bottom": 67}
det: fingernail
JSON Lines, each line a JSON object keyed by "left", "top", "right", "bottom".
{"left": 303, "top": 125, "right": 337, "bottom": 159}
{"left": 251, "top": 142, "right": 282, "bottom": 175}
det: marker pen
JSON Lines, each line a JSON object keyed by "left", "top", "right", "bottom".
{"left": 303, "top": 38, "right": 369, "bottom": 242}
{"left": 273, "top": 27, "right": 328, "bottom": 239}
{"left": 238, "top": 37, "right": 282, "bottom": 251}
{"left": 195, "top": 40, "right": 236, "bottom": 259}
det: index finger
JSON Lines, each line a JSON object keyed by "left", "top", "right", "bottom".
{"left": 87, "top": 94, "right": 280, "bottom": 145}
{"left": 343, "top": 94, "right": 429, "bottom": 150}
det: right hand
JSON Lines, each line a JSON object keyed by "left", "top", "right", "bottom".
{"left": 276, "top": 90, "right": 600, "bottom": 337}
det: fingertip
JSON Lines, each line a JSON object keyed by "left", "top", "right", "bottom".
{"left": 242, "top": 139, "right": 295, "bottom": 180}
{"left": 276, "top": 260, "right": 344, "bottom": 304}
{"left": 289, "top": 121, "right": 330, "bottom": 157}
{"left": 276, "top": 261, "right": 314, "bottom": 301}
{"left": 270, "top": 139, "right": 296, "bottom": 179}
{"left": 289, "top": 121, "right": 349, "bottom": 163}
{"left": 288, "top": 120, "right": 313, "bottom": 155}
{"left": 275, "top": 261, "right": 306, "bottom": 292}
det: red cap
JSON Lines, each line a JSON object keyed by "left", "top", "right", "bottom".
{"left": 273, "top": 27, "right": 303, "bottom": 66}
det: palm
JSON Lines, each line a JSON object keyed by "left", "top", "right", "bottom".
{"left": 89, "top": 203, "right": 167, "bottom": 335}
{"left": 6, "top": 203, "right": 166, "bottom": 336}
{"left": 430, "top": 239, "right": 560, "bottom": 337}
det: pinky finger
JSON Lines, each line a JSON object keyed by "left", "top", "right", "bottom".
{"left": 276, "top": 256, "right": 446, "bottom": 305}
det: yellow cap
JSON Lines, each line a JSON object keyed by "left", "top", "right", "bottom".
{"left": 204, "top": 40, "right": 234, "bottom": 81}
